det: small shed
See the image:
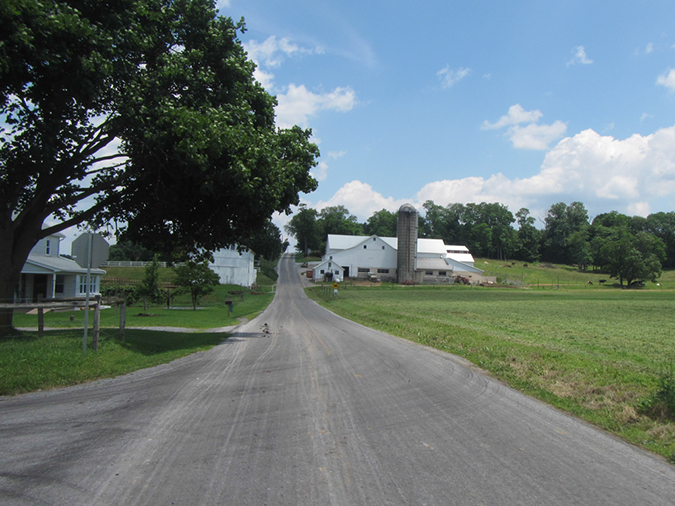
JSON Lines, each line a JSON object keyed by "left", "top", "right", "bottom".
{"left": 312, "top": 260, "right": 345, "bottom": 282}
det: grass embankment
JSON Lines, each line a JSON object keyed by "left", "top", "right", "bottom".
{"left": 307, "top": 278, "right": 675, "bottom": 461}
{"left": 2, "top": 268, "right": 277, "bottom": 396}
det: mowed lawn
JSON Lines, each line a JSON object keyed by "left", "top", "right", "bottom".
{"left": 307, "top": 284, "right": 675, "bottom": 461}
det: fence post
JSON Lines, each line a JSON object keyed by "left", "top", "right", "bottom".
{"left": 119, "top": 298, "right": 126, "bottom": 341}
{"left": 93, "top": 295, "right": 101, "bottom": 351}
{"left": 37, "top": 294, "right": 44, "bottom": 339}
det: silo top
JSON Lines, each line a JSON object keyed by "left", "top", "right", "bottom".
{"left": 398, "top": 203, "right": 417, "bottom": 214}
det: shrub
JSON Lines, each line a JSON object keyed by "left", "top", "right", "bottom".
{"left": 100, "top": 285, "right": 140, "bottom": 306}
{"left": 640, "top": 363, "right": 675, "bottom": 421}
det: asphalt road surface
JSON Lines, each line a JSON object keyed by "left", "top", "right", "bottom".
{"left": 1, "top": 254, "right": 674, "bottom": 505}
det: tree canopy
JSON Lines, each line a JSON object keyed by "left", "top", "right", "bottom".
{"left": 0, "top": 0, "right": 319, "bottom": 332}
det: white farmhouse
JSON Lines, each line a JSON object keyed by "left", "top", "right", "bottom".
{"left": 209, "top": 246, "right": 257, "bottom": 288}
{"left": 315, "top": 234, "right": 483, "bottom": 283}
{"left": 17, "top": 233, "right": 106, "bottom": 302}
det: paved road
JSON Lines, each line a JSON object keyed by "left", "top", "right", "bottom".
{"left": 1, "top": 254, "right": 674, "bottom": 505}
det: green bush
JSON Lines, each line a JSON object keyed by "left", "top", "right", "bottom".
{"left": 641, "top": 363, "right": 675, "bottom": 421}
{"left": 100, "top": 285, "right": 140, "bottom": 306}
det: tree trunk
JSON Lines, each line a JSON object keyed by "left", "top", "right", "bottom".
{"left": 0, "top": 216, "right": 54, "bottom": 335}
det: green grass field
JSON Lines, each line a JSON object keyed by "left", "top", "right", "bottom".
{"left": 0, "top": 328, "right": 226, "bottom": 395}
{"left": 307, "top": 281, "right": 675, "bottom": 461}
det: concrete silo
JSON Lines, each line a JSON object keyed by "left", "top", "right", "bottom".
{"left": 396, "top": 203, "right": 418, "bottom": 283}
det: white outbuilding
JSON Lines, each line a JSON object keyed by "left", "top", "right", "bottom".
{"left": 209, "top": 246, "right": 257, "bottom": 287}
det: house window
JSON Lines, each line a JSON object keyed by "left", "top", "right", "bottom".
{"left": 55, "top": 275, "right": 65, "bottom": 294}
{"left": 373, "top": 237, "right": 376, "bottom": 241}
{"left": 45, "top": 240, "right": 50, "bottom": 255}
{"left": 377, "top": 269, "right": 389, "bottom": 274}
{"left": 78, "top": 276, "right": 98, "bottom": 294}
{"left": 320, "top": 270, "right": 325, "bottom": 274}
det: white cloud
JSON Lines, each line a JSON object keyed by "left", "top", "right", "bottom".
{"left": 275, "top": 84, "right": 356, "bottom": 128}
{"left": 646, "top": 42, "right": 654, "bottom": 54}
{"left": 567, "top": 45, "right": 593, "bottom": 66}
{"left": 657, "top": 69, "right": 675, "bottom": 91}
{"left": 437, "top": 65, "right": 471, "bottom": 89}
{"left": 328, "top": 150, "right": 346, "bottom": 159}
{"left": 313, "top": 181, "right": 409, "bottom": 219}
{"left": 244, "top": 36, "right": 325, "bottom": 92}
{"left": 244, "top": 36, "right": 321, "bottom": 69}
{"left": 311, "top": 161, "right": 329, "bottom": 182}
{"left": 482, "top": 104, "right": 543, "bottom": 130}
{"left": 509, "top": 121, "right": 568, "bottom": 150}
{"left": 483, "top": 104, "right": 566, "bottom": 150}
{"left": 308, "top": 125, "right": 675, "bottom": 223}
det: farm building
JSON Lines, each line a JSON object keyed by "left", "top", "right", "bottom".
{"left": 317, "top": 234, "right": 483, "bottom": 283}
{"left": 312, "top": 204, "right": 483, "bottom": 284}
{"left": 16, "top": 232, "right": 106, "bottom": 302}
{"left": 209, "top": 246, "right": 257, "bottom": 288}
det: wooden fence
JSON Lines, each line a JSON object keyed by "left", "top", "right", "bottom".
{"left": 1, "top": 296, "right": 128, "bottom": 349}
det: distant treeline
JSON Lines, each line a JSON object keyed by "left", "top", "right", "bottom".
{"left": 285, "top": 201, "right": 675, "bottom": 288}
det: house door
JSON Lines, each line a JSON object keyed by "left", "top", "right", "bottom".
{"left": 32, "top": 274, "right": 48, "bottom": 302}
{"left": 342, "top": 266, "right": 350, "bottom": 278}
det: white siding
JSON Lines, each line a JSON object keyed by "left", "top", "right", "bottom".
{"left": 209, "top": 247, "right": 257, "bottom": 287}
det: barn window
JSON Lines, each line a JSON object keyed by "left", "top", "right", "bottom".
{"left": 45, "top": 240, "right": 51, "bottom": 255}
{"left": 439, "top": 271, "right": 447, "bottom": 276}
{"left": 382, "top": 246, "right": 385, "bottom": 250}
{"left": 377, "top": 269, "right": 389, "bottom": 274}
{"left": 320, "top": 270, "right": 325, "bottom": 274}
{"left": 425, "top": 271, "right": 434, "bottom": 275}
{"left": 363, "top": 245, "right": 367, "bottom": 249}
{"left": 358, "top": 268, "right": 369, "bottom": 273}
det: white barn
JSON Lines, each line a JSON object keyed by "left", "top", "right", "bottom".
{"left": 17, "top": 233, "right": 106, "bottom": 302}
{"left": 209, "top": 246, "right": 257, "bottom": 288}
{"left": 319, "top": 234, "right": 483, "bottom": 283}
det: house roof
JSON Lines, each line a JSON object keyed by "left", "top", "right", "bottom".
{"left": 416, "top": 257, "right": 452, "bottom": 271}
{"left": 23, "top": 255, "right": 105, "bottom": 275}
{"left": 326, "top": 234, "right": 450, "bottom": 255}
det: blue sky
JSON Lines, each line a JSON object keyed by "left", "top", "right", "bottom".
{"left": 54, "top": 0, "right": 675, "bottom": 251}
{"left": 216, "top": 0, "right": 675, "bottom": 235}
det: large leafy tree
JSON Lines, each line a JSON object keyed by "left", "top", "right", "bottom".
{"left": 600, "top": 230, "right": 666, "bottom": 288}
{"left": 541, "top": 202, "right": 589, "bottom": 263}
{"left": 318, "top": 205, "right": 363, "bottom": 237}
{"left": 514, "top": 208, "right": 541, "bottom": 262}
{"left": 285, "top": 204, "right": 321, "bottom": 254}
{"left": 0, "top": 0, "right": 318, "bottom": 332}
{"left": 363, "top": 209, "right": 397, "bottom": 237}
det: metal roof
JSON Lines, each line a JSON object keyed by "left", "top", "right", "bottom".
{"left": 22, "top": 255, "right": 106, "bottom": 275}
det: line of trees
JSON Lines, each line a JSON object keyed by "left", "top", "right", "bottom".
{"left": 285, "top": 201, "right": 674, "bottom": 288}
